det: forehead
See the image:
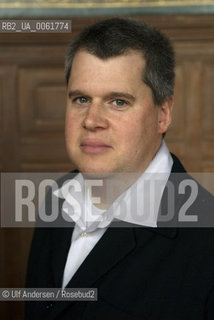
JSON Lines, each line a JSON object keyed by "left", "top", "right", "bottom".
{"left": 68, "top": 50, "right": 145, "bottom": 91}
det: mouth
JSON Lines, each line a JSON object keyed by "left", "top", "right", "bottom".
{"left": 80, "top": 140, "right": 112, "bottom": 154}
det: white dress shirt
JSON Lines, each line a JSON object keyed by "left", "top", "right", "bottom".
{"left": 54, "top": 140, "right": 173, "bottom": 288}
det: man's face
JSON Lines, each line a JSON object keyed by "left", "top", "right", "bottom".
{"left": 65, "top": 50, "right": 172, "bottom": 176}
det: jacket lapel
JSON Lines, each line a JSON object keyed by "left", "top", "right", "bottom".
{"left": 51, "top": 226, "right": 74, "bottom": 287}
{"left": 157, "top": 153, "right": 187, "bottom": 229}
{"left": 48, "top": 154, "right": 184, "bottom": 317}
{"left": 66, "top": 226, "right": 136, "bottom": 288}
{"left": 48, "top": 226, "right": 137, "bottom": 319}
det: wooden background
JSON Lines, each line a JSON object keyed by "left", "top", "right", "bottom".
{"left": 0, "top": 14, "right": 214, "bottom": 319}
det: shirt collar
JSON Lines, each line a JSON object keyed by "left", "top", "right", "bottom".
{"left": 54, "top": 140, "right": 173, "bottom": 233}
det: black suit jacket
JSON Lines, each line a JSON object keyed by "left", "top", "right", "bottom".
{"left": 25, "top": 155, "right": 214, "bottom": 320}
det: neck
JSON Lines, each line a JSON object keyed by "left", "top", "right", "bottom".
{"left": 83, "top": 172, "right": 142, "bottom": 210}
{"left": 82, "top": 141, "right": 162, "bottom": 209}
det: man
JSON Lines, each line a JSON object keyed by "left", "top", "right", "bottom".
{"left": 26, "top": 18, "right": 214, "bottom": 319}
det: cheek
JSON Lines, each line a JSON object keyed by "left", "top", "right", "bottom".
{"left": 65, "top": 115, "right": 71, "bottom": 141}
{"left": 121, "top": 111, "right": 158, "bottom": 149}
{"left": 65, "top": 112, "right": 79, "bottom": 144}
{"left": 138, "top": 109, "right": 159, "bottom": 135}
{"left": 116, "top": 117, "right": 144, "bottom": 151}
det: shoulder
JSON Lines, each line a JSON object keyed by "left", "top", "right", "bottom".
{"left": 158, "top": 153, "right": 214, "bottom": 227}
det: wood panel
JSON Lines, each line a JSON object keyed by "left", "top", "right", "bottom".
{"left": 201, "top": 61, "right": 214, "bottom": 171}
{"left": 18, "top": 67, "right": 66, "bottom": 134}
{"left": 166, "top": 39, "right": 214, "bottom": 172}
{"left": 18, "top": 65, "right": 70, "bottom": 171}
{"left": 0, "top": 66, "right": 18, "bottom": 171}
{"left": 0, "top": 15, "right": 214, "bottom": 320}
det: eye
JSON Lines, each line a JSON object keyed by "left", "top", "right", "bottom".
{"left": 112, "top": 99, "right": 128, "bottom": 108}
{"left": 74, "top": 96, "right": 89, "bottom": 104}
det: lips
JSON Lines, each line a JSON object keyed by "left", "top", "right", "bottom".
{"left": 80, "top": 139, "right": 112, "bottom": 154}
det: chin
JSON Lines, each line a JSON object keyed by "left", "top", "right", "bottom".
{"left": 78, "top": 165, "right": 115, "bottom": 180}
{"left": 81, "top": 171, "right": 115, "bottom": 180}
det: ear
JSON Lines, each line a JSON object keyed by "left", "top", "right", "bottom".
{"left": 157, "top": 96, "right": 173, "bottom": 134}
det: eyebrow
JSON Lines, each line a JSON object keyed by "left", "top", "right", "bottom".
{"left": 105, "top": 92, "right": 135, "bottom": 102}
{"left": 68, "top": 90, "right": 87, "bottom": 99}
{"left": 68, "top": 90, "right": 135, "bottom": 102}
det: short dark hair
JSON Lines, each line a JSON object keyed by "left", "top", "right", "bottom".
{"left": 65, "top": 18, "right": 175, "bottom": 106}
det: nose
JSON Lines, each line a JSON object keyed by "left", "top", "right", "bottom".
{"left": 82, "top": 102, "right": 108, "bottom": 131}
